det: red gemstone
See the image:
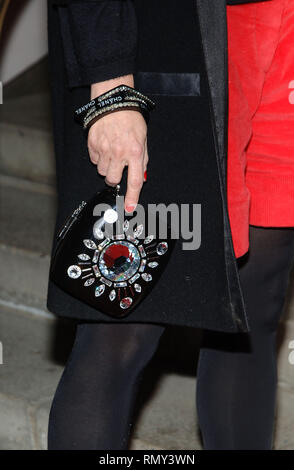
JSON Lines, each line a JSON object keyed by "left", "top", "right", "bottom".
{"left": 103, "top": 244, "right": 133, "bottom": 268}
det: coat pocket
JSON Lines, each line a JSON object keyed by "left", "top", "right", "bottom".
{"left": 133, "top": 71, "right": 201, "bottom": 97}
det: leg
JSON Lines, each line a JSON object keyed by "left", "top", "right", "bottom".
{"left": 48, "top": 321, "right": 166, "bottom": 450}
{"left": 196, "top": 226, "right": 294, "bottom": 449}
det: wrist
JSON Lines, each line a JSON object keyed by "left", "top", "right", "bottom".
{"left": 75, "top": 83, "right": 156, "bottom": 130}
{"left": 91, "top": 74, "right": 134, "bottom": 99}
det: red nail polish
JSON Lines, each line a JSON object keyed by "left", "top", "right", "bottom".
{"left": 144, "top": 170, "right": 147, "bottom": 181}
{"left": 126, "top": 205, "right": 136, "bottom": 213}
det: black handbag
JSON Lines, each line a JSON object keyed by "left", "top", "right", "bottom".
{"left": 49, "top": 184, "right": 176, "bottom": 318}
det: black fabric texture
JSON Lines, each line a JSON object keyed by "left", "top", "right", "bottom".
{"left": 55, "top": 0, "right": 137, "bottom": 87}
{"left": 197, "top": 226, "right": 294, "bottom": 449}
{"left": 46, "top": 0, "right": 251, "bottom": 332}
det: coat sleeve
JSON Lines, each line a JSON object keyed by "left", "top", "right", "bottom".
{"left": 50, "top": 0, "right": 138, "bottom": 88}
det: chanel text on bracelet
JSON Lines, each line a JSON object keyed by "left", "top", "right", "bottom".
{"left": 74, "top": 84, "right": 156, "bottom": 128}
{"left": 83, "top": 94, "right": 151, "bottom": 122}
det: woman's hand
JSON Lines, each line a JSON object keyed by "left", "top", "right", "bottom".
{"left": 88, "top": 75, "right": 148, "bottom": 213}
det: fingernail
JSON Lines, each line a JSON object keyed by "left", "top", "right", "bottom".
{"left": 125, "top": 204, "right": 136, "bottom": 213}
{"left": 144, "top": 170, "right": 147, "bottom": 182}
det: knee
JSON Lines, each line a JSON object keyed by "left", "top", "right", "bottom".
{"left": 112, "top": 329, "right": 163, "bottom": 373}
{"left": 81, "top": 322, "right": 164, "bottom": 374}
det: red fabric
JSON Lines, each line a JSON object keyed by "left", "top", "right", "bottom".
{"left": 227, "top": 0, "right": 294, "bottom": 258}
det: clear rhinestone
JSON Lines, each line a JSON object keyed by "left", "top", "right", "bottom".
{"left": 128, "top": 273, "right": 140, "bottom": 284}
{"left": 113, "top": 233, "right": 125, "bottom": 240}
{"left": 109, "top": 289, "right": 116, "bottom": 301}
{"left": 92, "top": 264, "right": 101, "bottom": 277}
{"left": 84, "top": 277, "right": 95, "bottom": 287}
{"left": 156, "top": 242, "right": 168, "bottom": 255}
{"left": 138, "top": 245, "right": 146, "bottom": 258}
{"left": 114, "top": 281, "right": 127, "bottom": 288}
{"left": 100, "top": 277, "right": 112, "bottom": 287}
{"left": 134, "top": 283, "right": 142, "bottom": 293}
{"left": 148, "top": 261, "right": 159, "bottom": 268}
{"left": 98, "top": 238, "right": 111, "bottom": 249}
{"left": 95, "top": 284, "right": 105, "bottom": 297}
{"left": 133, "top": 224, "right": 144, "bottom": 238}
{"left": 139, "top": 259, "right": 146, "bottom": 272}
{"left": 141, "top": 273, "right": 152, "bottom": 282}
{"left": 67, "top": 265, "right": 81, "bottom": 279}
{"left": 127, "top": 235, "right": 139, "bottom": 245}
{"left": 123, "top": 220, "right": 129, "bottom": 232}
{"left": 92, "top": 250, "right": 99, "bottom": 263}
{"left": 144, "top": 235, "right": 154, "bottom": 244}
{"left": 83, "top": 239, "right": 97, "bottom": 250}
{"left": 120, "top": 297, "right": 133, "bottom": 309}
{"left": 78, "top": 254, "right": 91, "bottom": 261}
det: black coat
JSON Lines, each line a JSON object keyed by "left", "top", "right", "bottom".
{"left": 46, "top": 0, "right": 269, "bottom": 333}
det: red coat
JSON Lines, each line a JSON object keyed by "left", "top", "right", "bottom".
{"left": 227, "top": 0, "right": 294, "bottom": 258}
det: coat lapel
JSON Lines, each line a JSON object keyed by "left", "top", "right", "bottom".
{"left": 196, "top": 0, "right": 227, "bottom": 176}
{"left": 196, "top": 0, "right": 249, "bottom": 332}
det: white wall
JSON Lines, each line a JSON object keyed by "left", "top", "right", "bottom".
{"left": 0, "top": 0, "right": 48, "bottom": 84}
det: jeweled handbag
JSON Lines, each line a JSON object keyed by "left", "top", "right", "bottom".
{"left": 49, "top": 184, "right": 176, "bottom": 318}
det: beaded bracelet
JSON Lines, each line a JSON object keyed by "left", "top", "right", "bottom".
{"left": 75, "top": 86, "right": 155, "bottom": 129}
{"left": 74, "top": 85, "right": 156, "bottom": 130}
{"left": 82, "top": 100, "right": 151, "bottom": 129}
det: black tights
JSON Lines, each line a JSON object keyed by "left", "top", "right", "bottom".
{"left": 197, "top": 226, "right": 294, "bottom": 449}
{"left": 48, "top": 226, "right": 294, "bottom": 450}
{"left": 48, "top": 322, "right": 165, "bottom": 450}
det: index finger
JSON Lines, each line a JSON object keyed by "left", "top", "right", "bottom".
{"left": 125, "top": 159, "right": 144, "bottom": 213}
